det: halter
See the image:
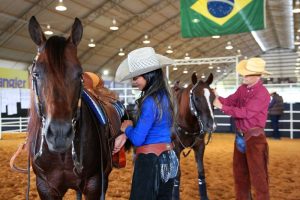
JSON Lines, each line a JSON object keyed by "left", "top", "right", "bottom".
{"left": 30, "top": 50, "right": 84, "bottom": 174}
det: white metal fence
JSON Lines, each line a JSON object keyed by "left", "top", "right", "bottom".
{"left": 0, "top": 86, "right": 299, "bottom": 139}
{"left": 0, "top": 103, "right": 299, "bottom": 139}
{"left": 0, "top": 117, "right": 29, "bottom": 139}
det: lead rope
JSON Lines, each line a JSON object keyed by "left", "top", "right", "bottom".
{"left": 26, "top": 153, "right": 30, "bottom": 200}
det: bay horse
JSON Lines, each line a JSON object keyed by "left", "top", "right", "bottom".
{"left": 172, "top": 73, "right": 216, "bottom": 200}
{"left": 27, "top": 16, "right": 120, "bottom": 199}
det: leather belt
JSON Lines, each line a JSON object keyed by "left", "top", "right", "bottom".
{"left": 136, "top": 143, "right": 173, "bottom": 157}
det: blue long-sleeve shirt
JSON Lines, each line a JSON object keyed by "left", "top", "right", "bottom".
{"left": 125, "top": 94, "right": 172, "bottom": 147}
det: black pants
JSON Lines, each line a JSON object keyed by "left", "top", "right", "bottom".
{"left": 130, "top": 153, "right": 174, "bottom": 200}
{"left": 270, "top": 115, "right": 281, "bottom": 139}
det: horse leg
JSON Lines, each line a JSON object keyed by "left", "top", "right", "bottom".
{"left": 84, "top": 175, "right": 102, "bottom": 200}
{"left": 172, "top": 145, "right": 183, "bottom": 200}
{"left": 194, "top": 141, "right": 209, "bottom": 200}
{"left": 36, "top": 176, "right": 63, "bottom": 200}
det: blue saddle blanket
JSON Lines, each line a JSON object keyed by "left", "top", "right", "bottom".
{"left": 82, "top": 90, "right": 125, "bottom": 125}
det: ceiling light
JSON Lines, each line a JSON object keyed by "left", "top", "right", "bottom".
{"left": 143, "top": 35, "right": 150, "bottom": 44}
{"left": 293, "top": 0, "right": 300, "bottom": 13}
{"left": 166, "top": 45, "right": 173, "bottom": 54}
{"left": 184, "top": 83, "right": 188, "bottom": 88}
{"left": 184, "top": 53, "right": 190, "bottom": 60}
{"left": 295, "top": 70, "right": 300, "bottom": 73}
{"left": 192, "top": 18, "right": 200, "bottom": 23}
{"left": 44, "top": 24, "right": 53, "bottom": 35}
{"left": 103, "top": 70, "right": 109, "bottom": 76}
{"left": 298, "top": 28, "right": 300, "bottom": 33}
{"left": 216, "top": 67, "right": 221, "bottom": 73}
{"left": 237, "top": 49, "right": 242, "bottom": 56}
{"left": 201, "top": 73, "right": 205, "bottom": 79}
{"left": 212, "top": 35, "right": 220, "bottom": 39}
{"left": 208, "top": 63, "right": 213, "bottom": 69}
{"left": 88, "top": 38, "right": 96, "bottom": 48}
{"left": 110, "top": 18, "right": 119, "bottom": 31}
{"left": 173, "top": 66, "right": 178, "bottom": 71}
{"left": 118, "top": 48, "right": 125, "bottom": 56}
{"left": 244, "top": 56, "right": 248, "bottom": 60}
{"left": 225, "top": 41, "right": 233, "bottom": 50}
{"left": 55, "top": 0, "right": 67, "bottom": 11}
{"left": 183, "top": 68, "right": 188, "bottom": 74}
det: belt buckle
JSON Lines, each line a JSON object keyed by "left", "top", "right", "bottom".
{"left": 237, "top": 130, "right": 244, "bottom": 137}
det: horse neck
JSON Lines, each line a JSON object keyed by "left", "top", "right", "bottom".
{"left": 176, "top": 88, "right": 199, "bottom": 131}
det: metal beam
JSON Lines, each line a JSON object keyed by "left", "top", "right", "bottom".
{"left": 96, "top": 14, "right": 180, "bottom": 73}
{"left": 79, "top": 0, "right": 177, "bottom": 63}
{"left": 61, "top": 0, "right": 129, "bottom": 34}
{"left": 0, "top": 0, "right": 55, "bottom": 47}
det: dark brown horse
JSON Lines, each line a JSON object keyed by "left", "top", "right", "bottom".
{"left": 172, "top": 73, "right": 216, "bottom": 200}
{"left": 27, "top": 16, "right": 119, "bottom": 199}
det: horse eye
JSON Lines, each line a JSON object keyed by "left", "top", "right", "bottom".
{"left": 32, "top": 72, "right": 40, "bottom": 79}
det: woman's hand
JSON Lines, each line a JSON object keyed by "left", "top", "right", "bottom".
{"left": 120, "top": 120, "right": 133, "bottom": 132}
{"left": 112, "top": 133, "right": 127, "bottom": 155}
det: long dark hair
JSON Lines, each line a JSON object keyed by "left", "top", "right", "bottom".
{"left": 136, "top": 68, "right": 174, "bottom": 124}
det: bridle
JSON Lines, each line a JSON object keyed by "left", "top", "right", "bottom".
{"left": 29, "top": 49, "right": 84, "bottom": 174}
{"left": 174, "top": 81, "right": 214, "bottom": 152}
{"left": 189, "top": 81, "right": 205, "bottom": 134}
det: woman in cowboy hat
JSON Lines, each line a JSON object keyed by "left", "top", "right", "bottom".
{"left": 213, "top": 57, "right": 271, "bottom": 200}
{"left": 113, "top": 47, "right": 178, "bottom": 200}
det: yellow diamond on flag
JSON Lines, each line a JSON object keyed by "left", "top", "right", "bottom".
{"left": 191, "top": 0, "right": 253, "bottom": 26}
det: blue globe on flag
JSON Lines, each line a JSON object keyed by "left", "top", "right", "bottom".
{"left": 207, "top": 0, "right": 234, "bottom": 18}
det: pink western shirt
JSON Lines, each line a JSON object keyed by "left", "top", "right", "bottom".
{"left": 219, "top": 80, "right": 270, "bottom": 134}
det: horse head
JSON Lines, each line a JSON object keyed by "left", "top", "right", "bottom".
{"left": 28, "top": 16, "right": 83, "bottom": 153}
{"left": 190, "top": 72, "right": 216, "bottom": 133}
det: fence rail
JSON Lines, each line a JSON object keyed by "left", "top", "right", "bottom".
{"left": 1, "top": 103, "right": 299, "bottom": 139}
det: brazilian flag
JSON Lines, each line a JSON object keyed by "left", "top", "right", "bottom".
{"left": 181, "top": 0, "right": 266, "bottom": 38}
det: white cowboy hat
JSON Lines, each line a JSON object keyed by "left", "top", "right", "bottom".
{"left": 236, "top": 57, "right": 271, "bottom": 76}
{"left": 115, "top": 47, "right": 174, "bottom": 82}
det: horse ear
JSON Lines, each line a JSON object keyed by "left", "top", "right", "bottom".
{"left": 69, "top": 18, "right": 83, "bottom": 46}
{"left": 28, "top": 16, "right": 46, "bottom": 46}
{"left": 191, "top": 72, "right": 197, "bottom": 85}
{"left": 206, "top": 73, "right": 214, "bottom": 85}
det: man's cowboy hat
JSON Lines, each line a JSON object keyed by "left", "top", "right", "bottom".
{"left": 236, "top": 58, "right": 271, "bottom": 76}
{"left": 115, "top": 47, "right": 174, "bottom": 82}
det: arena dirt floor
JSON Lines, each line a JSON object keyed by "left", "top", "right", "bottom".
{"left": 0, "top": 133, "right": 299, "bottom": 200}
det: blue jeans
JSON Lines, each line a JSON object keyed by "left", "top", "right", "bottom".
{"left": 270, "top": 115, "right": 281, "bottom": 139}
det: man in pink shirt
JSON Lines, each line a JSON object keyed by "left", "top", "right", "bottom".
{"left": 213, "top": 58, "right": 271, "bottom": 200}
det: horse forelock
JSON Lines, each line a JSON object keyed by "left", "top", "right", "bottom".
{"left": 38, "top": 36, "right": 80, "bottom": 119}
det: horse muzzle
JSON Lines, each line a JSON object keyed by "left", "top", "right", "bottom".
{"left": 44, "top": 119, "right": 75, "bottom": 153}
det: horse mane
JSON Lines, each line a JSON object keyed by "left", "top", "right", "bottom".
{"left": 27, "top": 36, "right": 69, "bottom": 150}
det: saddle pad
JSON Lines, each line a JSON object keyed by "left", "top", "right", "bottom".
{"left": 82, "top": 90, "right": 126, "bottom": 125}
{"left": 82, "top": 90, "right": 107, "bottom": 125}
